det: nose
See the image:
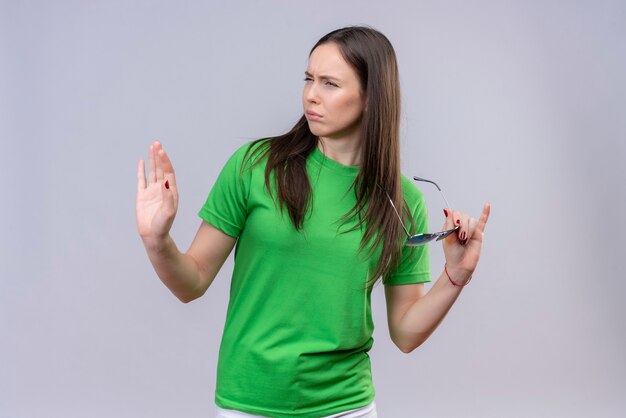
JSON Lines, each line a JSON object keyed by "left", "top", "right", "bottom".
{"left": 303, "top": 82, "right": 319, "bottom": 104}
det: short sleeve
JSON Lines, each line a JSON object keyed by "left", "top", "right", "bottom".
{"left": 198, "top": 144, "right": 253, "bottom": 238}
{"left": 383, "top": 178, "right": 432, "bottom": 285}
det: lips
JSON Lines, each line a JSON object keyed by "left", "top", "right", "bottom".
{"left": 306, "top": 110, "right": 322, "bottom": 120}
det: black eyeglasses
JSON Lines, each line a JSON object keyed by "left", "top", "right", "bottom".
{"left": 384, "top": 176, "right": 459, "bottom": 246}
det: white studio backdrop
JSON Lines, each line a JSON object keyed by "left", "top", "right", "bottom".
{"left": 1, "top": 1, "right": 625, "bottom": 417}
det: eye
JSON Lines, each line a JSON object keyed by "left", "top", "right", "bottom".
{"left": 303, "top": 77, "right": 312, "bottom": 82}
{"left": 325, "top": 81, "right": 338, "bottom": 87}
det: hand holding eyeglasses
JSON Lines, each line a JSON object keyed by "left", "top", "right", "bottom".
{"left": 441, "top": 202, "right": 491, "bottom": 285}
{"left": 384, "top": 176, "right": 491, "bottom": 285}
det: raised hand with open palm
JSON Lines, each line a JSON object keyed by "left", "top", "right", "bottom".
{"left": 136, "top": 140, "right": 179, "bottom": 243}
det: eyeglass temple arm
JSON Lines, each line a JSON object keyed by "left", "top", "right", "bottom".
{"left": 413, "top": 176, "right": 453, "bottom": 209}
{"left": 381, "top": 188, "right": 411, "bottom": 238}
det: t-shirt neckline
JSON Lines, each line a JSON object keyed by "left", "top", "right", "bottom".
{"left": 310, "top": 145, "right": 360, "bottom": 177}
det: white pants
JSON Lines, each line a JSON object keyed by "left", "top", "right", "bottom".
{"left": 216, "top": 400, "right": 377, "bottom": 418}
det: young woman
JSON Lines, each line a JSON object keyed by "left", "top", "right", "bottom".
{"left": 136, "top": 26, "right": 490, "bottom": 418}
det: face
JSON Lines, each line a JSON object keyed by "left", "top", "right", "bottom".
{"left": 302, "top": 42, "right": 366, "bottom": 141}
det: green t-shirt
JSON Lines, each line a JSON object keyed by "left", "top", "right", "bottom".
{"left": 198, "top": 140, "right": 431, "bottom": 417}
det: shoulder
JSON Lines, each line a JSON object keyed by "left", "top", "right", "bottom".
{"left": 229, "top": 138, "right": 271, "bottom": 160}
{"left": 223, "top": 138, "right": 273, "bottom": 172}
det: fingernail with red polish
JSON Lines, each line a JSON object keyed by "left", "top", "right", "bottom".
{"left": 461, "top": 231, "right": 466, "bottom": 240}
{"left": 456, "top": 219, "right": 461, "bottom": 225}
{"left": 165, "top": 180, "right": 170, "bottom": 189}
{"left": 443, "top": 209, "right": 449, "bottom": 217}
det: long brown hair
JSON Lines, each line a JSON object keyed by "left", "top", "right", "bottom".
{"left": 246, "top": 26, "right": 414, "bottom": 289}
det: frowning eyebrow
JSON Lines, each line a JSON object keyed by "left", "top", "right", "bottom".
{"left": 304, "top": 71, "right": 341, "bottom": 82}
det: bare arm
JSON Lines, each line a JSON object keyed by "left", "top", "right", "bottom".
{"left": 136, "top": 140, "right": 236, "bottom": 303}
{"left": 142, "top": 222, "right": 236, "bottom": 303}
{"left": 385, "top": 203, "right": 491, "bottom": 353}
{"left": 385, "top": 272, "right": 463, "bottom": 353}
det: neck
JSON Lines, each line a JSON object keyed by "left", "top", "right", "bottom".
{"left": 317, "top": 132, "right": 362, "bottom": 167}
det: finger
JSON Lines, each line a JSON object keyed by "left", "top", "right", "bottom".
{"left": 148, "top": 143, "right": 156, "bottom": 184}
{"left": 137, "top": 159, "right": 146, "bottom": 191}
{"left": 455, "top": 211, "right": 471, "bottom": 242}
{"left": 475, "top": 202, "right": 491, "bottom": 234}
{"left": 452, "top": 210, "right": 462, "bottom": 230}
{"left": 442, "top": 209, "right": 462, "bottom": 244}
{"left": 155, "top": 142, "right": 164, "bottom": 182}
{"left": 465, "top": 217, "right": 478, "bottom": 241}
{"left": 159, "top": 147, "right": 177, "bottom": 188}
{"left": 156, "top": 149, "right": 165, "bottom": 182}
{"left": 442, "top": 208, "right": 455, "bottom": 230}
